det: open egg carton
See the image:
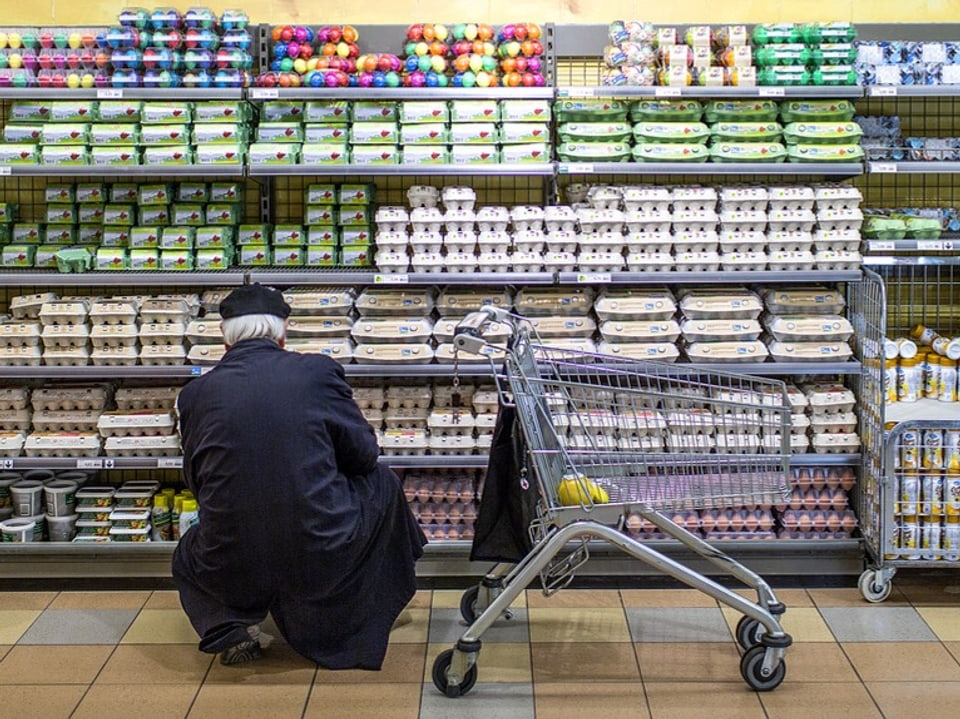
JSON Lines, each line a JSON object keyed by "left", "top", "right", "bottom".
{"left": 355, "top": 287, "right": 435, "bottom": 317}
{"left": 441, "top": 186, "right": 477, "bottom": 213}
{"left": 103, "top": 434, "right": 181, "bottom": 457}
{"left": 282, "top": 288, "right": 356, "bottom": 316}
{"left": 24, "top": 432, "right": 102, "bottom": 458}
{"left": 0, "top": 320, "right": 42, "bottom": 349}
{"left": 718, "top": 186, "right": 769, "bottom": 213}
{"left": 114, "top": 386, "right": 180, "bottom": 411}
{"left": 407, "top": 184, "right": 440, "bottom": 209}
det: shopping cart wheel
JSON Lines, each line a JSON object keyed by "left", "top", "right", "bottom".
{"left": 858, "top": 569, "right": 892, "bottom": 603}
{"left": 460, "top": 586, "right": 482, "bottom": 624}
{"left": 432, "top": 648, "right": 478, "bottom": 698}
{"left": 735, "top": 616, "right": 764, "bottom": 650}
{"left": 739, "top": 645, "right": 786, "bottom": 692}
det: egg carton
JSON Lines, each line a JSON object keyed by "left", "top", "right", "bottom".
{"left": 543, "top": 205, "right": 578, "bottom": 233}
{"left": 103, "top": 434, "right": 180, "bottom": 457}
{"left": 0, "top": 346, "right": 43, "bottom": 366}
{"left": 538, "top": 230, "right": 574, "bottom": 253}
{"left": 802, "top": 382, "right": 856, "bottom": 415}
{"left": 407, "top": 229, "right": 443, "bottom": 253}
{"left": 139, "top": 298, "right": 195, "bottom": 325}
{"left": 672, "top": 209, "right": 720, "bottom": 234}
{"left": 40, "top": 323, "right": 90, "bottom": 349}
{"left": 673, "top": 233, "right": 719, "bottom": 254}
{"left": 577, "top": 251, "right": 625, "bottom": 272}
{"left": 350, "top": 318, "right": 434, "bottom": 344}
{"left": 763, "top": 314, "right": 854, "bottom": 343}
{"left": 623, "top": 231, "right": 672, "bottom": 253}
{"left": 38, "top": 300, "right": 89, "bottom": 327}
{"left": 718, "top": 185, "right": 769, "bottom": 206}
{"left": 599, "top": 319, "right": 681, "bottom": 343}
{"left": 86, "top": 300, "right": 136, "bottom": 326}
{"left": 477, "top": 230, "right": 511, "bottom": 253}
{"left": 509, "top": 251, "right": 544, "bottom": 272}
{"left": 114, "top": 387, "right": 180, "bottom": 411}
{"left": 540, "top": 251, "right": 577, "bottom": 272}
{"left": 352, "top": 343, "right": 434, "bottom": 365}
{"left": 594, "top": 289, "right": 677, "bottom": 321}
{"left": 435, "top": 342, "right": 508, "bottom": 364}
{"left": 443, "top": 230, "right": 478, "bottom": 252}
{"left": 138, "top": 322, "right": 187, "bottom": 346}
{"left": 615, "top": 433, "right": 665, "bottom": 452}
{"left": 623, "top": 210, "right": 671, "bottom": 235}
{"left": 441, "top": 185, "right": 476, "bottom": 212}
{"left": 816, "top": 207, "right": 864, "bottom": 233}
{"left": 764, "top": 249, "right": 816, "bottom": 272}
{"left": 515, "top": 288, "right": 595, "bottom": 317}
{"left": 185, "top": 316, "right": 224, "bottom": 345}
{"left": 443, "top": 209, "right": 477, "bottom": 234}
{"left": 140, "top": 344, "right": 187, "bottom": 366}
{"left": 433, "top": 317, "right": 511, "bottom": 344}
{"left": 0, "top": 431, "right": 25, "bottom": 457}
{"left": 42, "top": 346, "right": 90, "bottom": 366}
{"left": 407, "top": 184, "right": 440, "bottom": 209}
{"left": 667, "top": 432, "right": 716, "bottom": 451}
{"left": 719, "top": 209, "right": 767, "bottom": 233}
{"left": 355, "top": 288, "right": 435, "bottom": 318}
{"left": 585, "top": 185, "right": 622, "bottom": 210}
{"left": 783, "top": 486, "right": 849, "bottom": 511}
{"left": 564, "top": 183, "right": 590, "bottom": 204}
{"left": 770, "top": 338, "right": 854, "bottom": 363}
{"left": 374, "top": 230, "right": 410, "bottom": 249}
{"left": 509, "top": 205, "right": 545, "bottom": 232}
{"left": 0, "top": 408, "right": 31, "bottom": 432}
{"left": 719, "top": 198, "right": 769, "bottom": 214}
{"left": 0, "top": 388, "right": 28, "bottom": 412}
{"left": 474, "top": 413, "right": 498, "bottom": 433}
{"left": 287, "top": 339, "right": 354, "bottom": 363}
{"left": 663, "top": 408, "right": 716, "bottom": 433}
{"left": 621, "top": 186, "right": 672, "bottom": 213}
{"left": 10, "top": 293, "right": 58, "bottom": 320}
{"left": 680, "top": 317, "right": 763, "bottom": 343}
{"left": 527, "top": 316, "right": 597, "bottom": 339}
{"left": 24, "top": 431, "right": 101, "bottom": 458}
{"left": 764, "top": 230, "right": 812, "bottom": 253}
{"left": 427, "top": 410, "right": 477, "bottom": 434}
{"left": 760, "top": 432, "right": 810, "bottom": 454}
{"left": 766, "top": 183, "right": 814, "bottom": 203}
{"left": 684, "top": 340, "right": 769, "bottom": 363}
{"left": 383, "top": 414, "right": 429, "bottom": 431}
{"left": 199, "top": 289, "right": 232, "bottom": 314}
{"left": 282, "top": 316, "right": 350, "bottom": 339}
{"left": 762, "top": 287, "right": 846, "bottom": 315}
{"left": 808, "top": 409, "right": 858, "bottom": 434}
{"left": 810, "top": 229, "right": 859, "bottom": 252}
{"left": 409, "top": 251, "right": 445, "bottom": 273}
{"left": 32, "top": 410, "right": 102, "bottom": 433}
{"left": 541, "top": 337, "right": 599, "bottom": 353}
{"left": 375, "top": 250, "right": 410, "bottom": 274}
{"left": 787, "top": 412, "right": 812, "bottom": 435}
{"left": 0, "top": 321, "right": 41, "bottom": 348}
{"left": 379, "top": 429, "right": 430, "bottom": 455}
{"left": 581, "top": 231, "right": 628, "bottom": 253}
{"left": 410, "top": 206, "right": 444, "bottom": 233}
{"left": 578, "top": 208, "right": 624, "bottom": 234}
{"left": 283, "top": 288, "right": 356, "bottom": 317}
{"left": 352, "top": 387, "right": 385, "bottom": 411}
{"left": 674, "top": 251, "right": 721, "bottom": 272}
{"left": 432, "top": 384, "right": 477, "bottom": 407}
{"left": 718, "top": 229, "right": 766, "bottom": 253}
{"left": 89, "top": 324, "right": 138, "bottom": 350}
{"left": 781, "top": 509, "right": 858, "bottom": 532}
{"left": 767, "top": 209, "right": 816, "bottom": 233}
{"left": 374, "top": 206, "right": 409, "bottom": 232}
{"left": 512, "top": 229, "right": 546, "bottom": 254}
{"left": 625, "top": 252, "right": 674, "bottom": 272}
{"left": 474, "top": 252, "right": 510, "bottom": 272}
{"left": 436, "top": 288, "right": 513, "bottom": 317}
{"left": 425, "top": 435, "right": 477, "bottom": 455}
{"left": 475, "top": 206, "right": 510, "bottom": 233}
{"left": 713, "top": 433, "right": 762, "bottom": 454}
{"left": 814, "top": 249, "right": 861, "bottom": 271}
{"left": 768, "top": 198, "right": 816, "bottom": 215}
{"left": 812, "top": 183, "right": 862, "bottom": 211}
{"left": 671, "top": 185, "right": 718, "bottom": 212}
{"left": 445, "top": 252, "right": 480, "bottom": 273}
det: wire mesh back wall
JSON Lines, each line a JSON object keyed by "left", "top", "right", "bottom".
{"left": 876, "top": 264, "right": 960, "bottom": 337}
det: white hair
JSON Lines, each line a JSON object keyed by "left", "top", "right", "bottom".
{"left": 221, "top": 314, "right": 286, "bottom": 346}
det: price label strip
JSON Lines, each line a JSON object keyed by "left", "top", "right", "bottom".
{"left": 373, "top": 273, "right": 409, "bottom": 284}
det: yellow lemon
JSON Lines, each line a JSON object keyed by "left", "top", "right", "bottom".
{"left": 557, "top": 475, "right": 608, "bottom": 506}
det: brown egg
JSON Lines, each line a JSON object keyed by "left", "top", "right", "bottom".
{"left": 802, "top": 489, "right": 819, "bottom": 510}
{"left": 700, "top": 511, "right": 717, "bottom": 533}
{"left": 825, "top": 511, "right": 843, "bottom": 531}
{"left": 830, "top": 489, "right": 849, "bottom": 510}
{"left": 796, "top": 511, "right": 813, "bottom": 531}
{"left": 817, "top": 490, "right": 833, "bottom": 510}
{"left": 840, "top": 511, "right": 858, "bottom": 532}
{"left": 839, "top": 468, "right": 857, "bottom": 491}
{"left": 758, "top": 510, "right": 774, "bottom": 531}
{"left": 811, "top": 469, "right": 828, "bottom": 490}
{"left": 789, "top": 489, "right": 803, "bottom": 510}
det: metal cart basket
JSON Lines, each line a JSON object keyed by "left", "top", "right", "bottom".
{"left": 432, "top": 307, "right": 794, "bottom": 696}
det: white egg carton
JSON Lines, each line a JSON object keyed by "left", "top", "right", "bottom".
{"left": 477, "top": 230, "right": 511, "bottom": 252}
{"left": 613, "top": 409, "right": 668, "bottom": 436}
{"left": 356, "top": 288, "right": 435, "bottom": 317}
{"left": 621, "top": 185, "right": 672, "bottom": 213}
{"left": 802, "top": 382, "right": 856, "bottom": 414}
{"left": 443, "top": 209, "right": 476, "bottom": 233}
{"left": 0, "top": 409, "right": 31, "bottom": 431}
{"left": 684, "top": 340, "right": 769, "bottom": 363}
{"left": 719, "top": 209, "right": 767, "bottom": 233}
{"left": 475, "top": 206, "right": 510, "bottom": 233}
{"left": 410, "top": 206, "right": 444, "bottom": 233}
{"left": 515, "top": 288, "right": 595, "bottom": 316}
{"left": 664, "top": 408, "right": 716, "bottom": 433}
{"left": 374, "top": 206, "right": 409, "bottom": 232}
{"left": 432, "top": 384, "right": 476, "bottom": 406}
{"left": 286, "top": 316, "right": 353, "bottom": 338}
{"left": 139, "top": 298, "right": 194, "bottom": 325}
{"left": 24, "top": 431, "right": 101, "bottom": 457}
{"left": 667, "top": 432, "right": 717, "bottom": 451}
{"left": 38, "top": 300, "right": 89, "bottom": 326}
{"left": 428, "top": 435, "right": 478, "bottom": 454}
{"left": 433, "top": 317, "right": 511, "bottom": 344}
{"left": 10, "top": 292, "right": 58, "bottom": 320}
{"left": 441, "top": 185, "right": 477, "bottom": 212}
{"left": 544, "top": 205, "right": 578, "bottom": 233}
{"left": 374, "top": 230, "right": 410, "bottom": 248}
{"left": 815, "top": 249, "right": 861, "bottom": 270}
{"left": 680, "top": 318, "right": 762, "bottom": 342}
{"left": 379, "top": 429, "right": 430, "bottom": 455}
{"left": 765, "top": 230, "right": 813, "bottom": 253}
{"left": 509, "top": 251, "right": 544, "bottom": 272}
{"left": 767, "top": 250, "right": 816, "bottom": 271}
{"left": 40, "top": 323, "right": 90, "bottom": 349}
{"left": 599, "top": 319, "right": 681, "bottom": 343}
{"left": 383, "top": 410, "right": 429, "bottom": 431}
{"left": 95, "top": 410, "right": 174, "bottom": 437}
{"left": 529, "top": 316, "right": 597, "bottom": 338}
{"left": 671, "top": 185, "right": 718, "bottom": 212}
{"left": 443, "top": 230, "right": 478, "bottom": 252}
{"left": 42, "top": 346, "right": 90, "bottom": 366}
{"left": 509, "top": 205, "right": 545, "bottom": 232}
{"left": 719, "top": 185, "right": 769, "bottom": 205}
{"left": 410, "top": 251, "right": 445, "bottom": 273}
{"left": 674, "top": 251, "right": 721, "bottom": 272}
{"left": 185, "top": 317, "right": 223, "bottom": 345}
{"left": 88, "top": 300, "right": 139, "bottom": 326}
{"left": 114, "top": 387, "right": 180, "bottom": 411}
{"left": 578, "top": 208, "right": 624, "bottom": 234}
{"left": 564, "top": 431, "right": 618, "bottom": 451}
{"left": 714, "top": 433, "right": 761, "bottom": 454}
{"left": 811, "top": 229, "right": 860, "bottom": 252}
{"left": 625, "top": 252, "right": 673, "bottom": 272}
{"left": 0, "top": 346, "right": 42, "bottom": 366}
{"left": 767, "top": 186, "right": 815, "bottom": 212}
{"left": 436, "top": 288, "right": 513, "bottom": 316}
{"left": 427, "top": 410, "right": 477, "bottom": 435}
{"left": 31, "top": 386, "right": 108, "bottom": 413}
{"left": 767, "top": 339, "right": 853, "bottom": 363}
{"left": 580, "top": 231, "right": 626, "bottom": 253}
{"left": 673, "top": 231, "right": 719, "bottom": 253}
{"left": 594, "top": 288, "right": 676, "bottom": 321}
{"left": 541, "top": 230, "right": 576, "bottom": 253}
{"left": 816, "top": 207, "right": 864, "bottom": 232}
{"left": 198, "top": 289, "right": 231, "bottom": 313}
{"left": 0, "top": 321, "right": 41, "bottom": 348}
{"left": 0, "top": 387, "right": 28, "bottom": 411}
{"left": 789, "top": 412, "right": 811, "bottom": 435}
{"left": 564, "top": 183, "right": 590, "bottom": 204}
{"left": 718, "top": 229, "right": 766, "bottom": 253}
{"left": 586, "top": 184, "right": 622, "bottom": 209}
{"left": 762, "top": 287, "right": 846, "bottom": 315}
{"left": 720, "top": 252, "right": 768, "bottom": 271}
{"left": 352, "top": 386, "right": 385, "bottom": 410}
{"left": 103, "top": 434, "right": 180, "bottom": 457}
{"left": 140, "top": 344, "right": 187, "bottom": 366}
{"left": 672, "top": 209, "right": 719, "bottom": 233}
{"left": 809, "top": 411, "right": 858, "bottom": 434}
{"left": 476, "top": 251, "right": 510, "bottom": 272}
{"left": 623, "top": 231, "right": 672, "bottom": 253}
{"left": 761, "top": 432, "right": 810, "bottom": 454}
{"left": 617, "top": 434, "right": 665, "bottom": 451}
{"left": 287, "top": 339, "right": 354, "bottom": 363}
{"left": 472, "top": 387, "right": 499, "bottom": 413}
{"left": 375, "top": 250, "right": 410, "bottom": 273}
{"left": 0, "top": 431, "right": 25, "bottom": 456}
{"left": 474, "top": 413, "right": 498, "bottom": 431}
{"left": 623, "top": 210, "right": 671, "bottom": 234}
{"left": 539, "top": 251, "right": 576, "bottom": 272}
{"left": 407, "top": 184, "right": 440, "bottom": 209}
{"left": 351, "top": 318, "right": 433, "bottom": 344}
{"left": 445, "top": 251, "right": 479, "bottom": 273}
{"left": 407, "top": 229, "right": 443, "bottom": 253}
{"left": 282, "top": 288, "right": 356, "bottom": 316}
{"left": 434, "top": 342, "right": 507, "bottom": 364}
{"left": 812, "top": 183, "right": 862, "bottom": 211}
{"left": 767, "top": 209, "right": 816, "bottom": 233}
{"left": 785, "top": 386, "right": 809, "bottom": 414}
{"left": 90, "top": 324, "right": 138, "bottom": 349}
{"left": 353, "top": 343, "right": 434, "bottom": 365}
{"left": 811, "top": 432, "right": 861, "bottom": 454}
{"left": 719, "top": 198, "right": 769, "bottom": 214}
{"left": 512, "top": 229, "right": 546, "bottom": 253}
{"left": 139, "top": 323, "right": 186, "bottom": 346}
{"left": 764, "top": 315, "right": 854, "bottom": 342}
{"left": 540, "top": 337, "right": 598, "bottom": 353}
{"left": 577, "top": 251, "right": 625, "bottom": 272}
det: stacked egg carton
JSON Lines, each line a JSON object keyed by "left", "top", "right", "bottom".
{"left": 761, "top": 285, "right": 853, "bottom": 365}
{"left": 183, "top": 288, "right": 229, "bottom": 366}
{"left": 812, "top": 183, "right": 863, "bottom": 268}
{"left": 803, "top": 381, "right": 860, "bottom": 456}
{"left": 0, "top": 292, "right": 48, "bottom": 366}
{"left": 777, "top": 465, "right": 858, "bottom": 539}
{"left": 351, "top": 286, "right": 434, "bottom": 366}
{"left": 514, "top": 287, "right": 597, "bottom": 356}
{"left": 39, "top": 297, "right": 90, "bottom": 367}
{"left": 719, "top": 185, "right": 768, "bottom": 270}
{"left": 89, "top": 297, "right": 139, "bottom": 366}
{"left": 572, "top": 188, "right": 627, "bottom": 272}
{"left": 353, "top": 384, "right": 386, "bottom": 431}
{"left": 401, "top": 468, "right": 480, "bottom": 542}
{"left": 595, "top": 287, "right": 680, "bottom": 362}
{"left": 99, "top": 386, "right": 180, "bottom": 457}
{"left": 432, "top": 286, "right": 513, "bottom": 365}
{"left": 472, "top": 385, "right": 499, "bottom": 451}
{"left": 24, "top": 385, "right": 106, "bottom": 458}
{"left": 429, "top": 384, "right": 477, "bottom": 456}
{"left": 669, "top": 186, "right": 721, "bottom": 271}
{"left": 679, "top": 287, "right": 768, "bottom": 364}
{"left": 281, "top": 287, "right": 356, "bottom": 364}
{"left": 620, "top": 185, "right": 673, "bottom": 271}
{"left": 0, "top": 387, "right": 30, "bottom": 457}
{"left": 380, "top": 384, "right": 432, "bottom": 456}
{"left": 138, "top": 296, "right": 196, "bottom": 366}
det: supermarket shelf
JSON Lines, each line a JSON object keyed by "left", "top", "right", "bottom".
{"left": 0, "top": 455, "right": 488, "bottom": 471}
{"left": 0, "top": 366, "right": 208, "bottom": 379}
{"left": 0, "top": 165, "right": 244, "bottom": 178}
{"left": 791, "top": 453, "right": 862, "bottom": 466}
{"left": 380, "top": 455, "right": 488, "bottom": 469}
{"left": 248, "top": 87, "right": 554, "bottom": 101}
{"left": 693, "top": 361, "right": 862, "bottom": 376}
{"left": 885, "top": 399, "right": 960, "bottom": 425}
{"left": 557, "top": 162, "right": 864, "bottom": 176}
{"left": 865, "top": 86, "right": 960, "bottom": 98}
{"left": 0, "top": 88, "right": 244, "bottom": 101}
{"left": 557, "top": 85, "right": 864, "bottom": 99}
{"left": 343, "top": 364, "right": 497, "bottom": 378}
{"left": 556, "top": 270, "right": 863, "bottom": 285}
{"left": 865, "top": 238, "right": 960, "bottom": 254}
{"left": 0, "top": 271, "right": 245, "bottom": 287}
{"left": 863, "top": 255, "right": 960, "bottom": 267}
{"left": 248, "top": 270, "right": 555, "bottom": 286}
{"left": 248, "top": 163, "right": 554, "bottom": 177}
{"left": 867, "top": 161, "right": 960, "bottom": 174}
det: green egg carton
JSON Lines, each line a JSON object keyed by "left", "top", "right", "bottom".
{"left": 554, "top": 99, "right": 631, "bottom": 123}
{"left": 558, "top": 122, "right": 632, "bottom": 143}
{"left": 632, "top": 143, "right": 709, "bottom": 163}
{"left": 629, "top": 99, "right": 703, "bottom": 123}
{"left": 779, "top": 100, "right": 857, "bottom": 123}
{"left": 633, "top": 122, "right": 710, "bottom": 144}
{"left": 903, "top": 216, "right": 943, "bottom": 240}
{"left": 863, "top": 216, "right": 907, "bottom": 240}
{"left": 557, "top": 142, "right": 631, "bottom": 163}
{"left": 809, "top": 44, "right": 858, "bottom": 66}
{"left": 757, "top": 66, "right": 812, "bottom": 86}
{"left": 54, "top": 247, "right": 93, "bottom": 274}
{"left": 786, "top": 144, "right": 865, "bottom": 163}
{"left": 751, "top": 23, "right": 804, "bottom": 45}
{"left": 782, "top": 121, "right": 863, "bottom": 145}
{"left": 702, "top": 100, "right": 779, "bottom": 124}
{"left": 710, "top": 122, "right": 783, "bottom": 143}
{"left": 709, "top": 142, "right": 787, "bottom": 163}
{"left": 753, "top": 44, "right": 813, "bottom": 67}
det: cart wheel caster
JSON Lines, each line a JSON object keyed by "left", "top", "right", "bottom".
{"left": 432, "top": 648, "right": 478, "bottom": 698}
{"left": 858, "top": 569, "right": 892, "bottom": 603}
{"left": 740, "top": 645, "right": 786, "bottom": 692}
{"left": 460, "top": 586, "right": 481, "bottom": 624}
{"left": 735, "top": 616, "right": 764, "bottom": 650}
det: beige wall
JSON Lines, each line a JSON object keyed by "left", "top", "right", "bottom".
{"left": 16, "top": 0, "right": 960, "bottom": 26}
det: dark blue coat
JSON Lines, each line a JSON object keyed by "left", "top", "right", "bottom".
{"left": 172, "top": 338, "right": 425, "bottom": 669}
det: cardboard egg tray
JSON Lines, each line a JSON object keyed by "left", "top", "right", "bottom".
{"left": 0, "top": 321, "right": 41, "bottom": 348}
{"left": 427, "top": 410, "right": 476, "bottom": 436}
{"left": 38, "top": 301, "right": 89, "bottom": 327}
{"left": 140, "top": 344, "right": 187, "bottom": 366}
{"left": 32, "top": 410, "right": 102, "bottom": 433}
{"left": 114, "top": 387, "right": 180, "bottom": 412}
{"left": 684, "top": 340, "right": 769, "bottom": 363}
{"left": 42, "top": 347, "right": 90, "bottom": 366}
{"left": 0, "top": 409, "right": 31, "bottom": 432}
{"left": 89, "top": 301, "right": 139, "bottom": 326}
{"left": 139, "top": 323, "right": 186, "bottom": 346}
{"left": 286, "top": 340, "right": 354, "bottom": 363}
{"left": 286, "top": 316, "right": 353, "bottom": 339}
{"left": 427, "top": 435, "right": 478, "bottom": 454}
{"left": 0, "top": 431, "right": 25, "bottom": 457}
{"left": 97, "top": 411, "right": 175, "bottom": 438}
{"left": 352, "top": 386, "right": 386, "bottom": 410}
{"left": 0, "top": 388, "right": 29, "bottom": 411}
{"left": 355, "top": 288, "right": 435, "bottom": 317}
{"left": 10, "top": 293, "right": 58, "bottom": 320}
{"left": 24, "top": 431, "right": 101, "bottom": 457}
{"left": 90, "top": 324, "right": 139, "bottom": 349}
{"left": 379, "top": 429, "right": 429, "bottom": 455}
{"left": 783, "top": 486, "right": 851, "bottom": 512}
{"left": 91, "top": 346, "right": 140, "bottom": 366}
{"left": 595, "top": 340, "right": 679, "bottom": 362}
{"left": 780, "top": 509, "right": 858, "bottom": 533}
{"left": 185, "top": 317, "right": 224, "bottom": 345}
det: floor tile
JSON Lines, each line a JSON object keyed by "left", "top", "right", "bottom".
{"left": 72, "top": 682, "right": 197, "bottom": 719}
{"left": 534, "top": 681, "right": 649, "bottom": 719}
{"left": 315, "top": 643, "right": 425, "bottom": 684}
{"left": 188, "top": 683, "right": 309, "bottom": 718}
{"left": 0, "top": 592, "right": 56, "bottom": 611}
{"left": 843, "top": 642, "right": 960, "bottom": 681}
{"left": 203, "top": 642, "right": 316, "bottom": 685}
{"left": 636, "top": 642, "right": 743, "bottom": 683}
{"left": 729, "top": 588, "right": 815, "bottom": 608}
{"left": 96, "top": 644, "right": 212, "bottom": 684}
{"left": 917, "top": 606, "right": 960, "bottom": 640}
{"left": 529, "top": 608, "right": 631, "bottom": 643}
{"left": 525, "top": 588, "right": 622, "bottom": 608}
{"left": 433, "top": 588, "right": 527, "bottom": 610}
{"left": 619, "top": 588, "right": 720, "bottom": 608}
{"left": 304, "top": 682, "right": 421, "bottom": 719}
{"left": 532, "top": 642, "right": 639, "bottom": 682}
{"left": 18, "top": 609, "right": 138, "bottom": 645}
{"left": 720, "top": 606, "right": 834, "bottom": 642}
{"left": 419, "top": 681, "right": 534, "bottom": 719}
{"left": 425, "top": 642, "right": 531, "bottom": 683}
{"left": 808, "top": 586, "right": 909, "bottom": 607}
{"left": 644, "top": 681, "right": 765, "bottom": 718}
{"left": 895, "top": 579, "right": 960, "bottom": 606}
{"left": 771, "top": 642, "right": 859, "bottom": 683}
{"left": 943, "top": 640, "right": 960, "bottom": 665}
{"left": 867, "top": 680, "right": 960, "bottom": 716}
{"left": 142, "top": 591, "right": 183, "bottom": 610}
{"left": 0, "top": 684, "right": 87, "bottom": 718}
{"left": 407, "top": 589, "right": 433, "bottom": 609}
{"left": 48, "top": 592, "right": 150, "bottom": 610}
{"left": 625, "top": 607, "right": 732, "bottom": 643}
{"left": 0, "top": 645, "right": 114, "bottom": 684}
{"left": 819, "top": 606, "right": 938, "bottom": 642}
{"left": 759, "top": 681, "right": 883, "bottom": 718}
{"left": 0, "top": 646, "right": 8, "bottom": 661}
{"left": 389, "top": 608, "right": 430, "bottom": 644}
{"left": 429, "top": 607, "right": 530, "bottom": 644}
{"left": 120, "top": 609, "right": 198, "bottom": 644}
{"left": 0, "top": 610, "right": 40, "bottom": 644}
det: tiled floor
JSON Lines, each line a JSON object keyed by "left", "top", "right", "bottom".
{"left": 1, "top": 575, "right": 960, "bottom": 718}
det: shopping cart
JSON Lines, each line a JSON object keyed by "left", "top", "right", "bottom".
{"left": 431, "top": 307, "right": 794, "bottom": 696}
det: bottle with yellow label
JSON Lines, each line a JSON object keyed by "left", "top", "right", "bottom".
{"left": 884, "top": 358, "right": 898, "bottom": 404}
{"left": 943, "top": 515, "right": 960, "bottom": 561}
{"left": 924, "top": 353, "right": 940, "bottom": 398}
{"left": 898, "top": 357, "right": 921, "bottom": 402}
{"left": 939, "top": 358, "right": 958, "bottom": 402}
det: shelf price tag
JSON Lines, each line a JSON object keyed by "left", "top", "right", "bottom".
{"left": 870, "top": 86, "right": 898, "bottom": 97}
{"left": 918, "top": 240, "right": 945, "bottom": 251}
{"left": 97, "top": 88, "right": 123, "bottom": 99}
{"left": 654, "top": 86, "right": 682, "bottom": 98}
{"left": 374, "top": 273, "right": 409, "bottom": 284}
{"left": 158, "top": 457, "right": 184, "bottom": 469}
{"left": 758, "top": 87, "right": 786, "bottom": 97}
{"left": 77, "top": 459, "right": 103, "bottom": 469}
{"left": 870, "top": 241, "right": 896, "bottom": 251}
{"left": 577, "top": 272, "right": 612, "bottom": 284}
{"left": 562, "top": 163, "right": 594, "bottom": 174}
{"left": 0, "top": 459, "right": 13, "bottom": 469}
{"left": 0, "top": 166, "right": 12, "bottom": 176}
{"left": 249, "top": 88, "right": 279, "bottom": 100}
{"left": 871, "top": 162, "right": 898, "bottom": 174}
{"left": 557, "top": 86, "right": 594, "bottom": 98}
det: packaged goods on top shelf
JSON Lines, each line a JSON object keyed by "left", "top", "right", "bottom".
{"left": 856, "top": 112, "right": 960, "bottom": 162}
{"left": 856, "top": 41, "right": 960, "bottom": 86}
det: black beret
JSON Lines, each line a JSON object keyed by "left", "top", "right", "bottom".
{"left": 219, "top": 284, "right": 291, "bottom": 320}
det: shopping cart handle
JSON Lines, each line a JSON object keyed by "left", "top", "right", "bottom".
{"left": 454, "top": 306, "right": 513, "bottom": 354}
